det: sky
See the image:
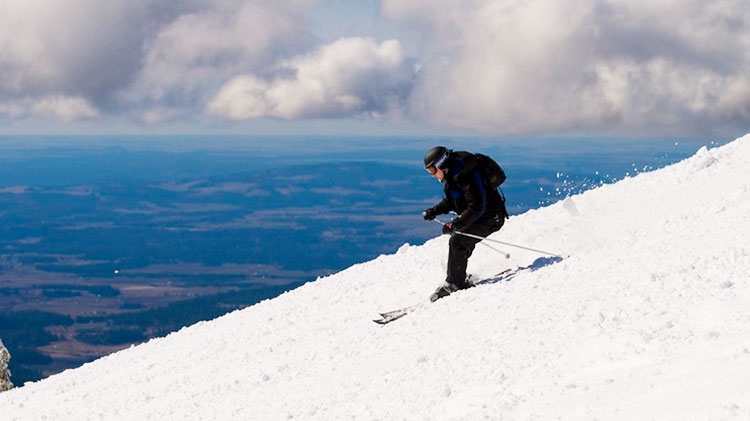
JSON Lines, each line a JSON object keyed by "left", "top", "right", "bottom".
{"left": 0, "top": 0, "right": 748, "bottom": 138}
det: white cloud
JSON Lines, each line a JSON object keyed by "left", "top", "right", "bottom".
{"left": 0, "top": 0, "right": 747, "bottom": 136}
{"left": 206, "top": 37, "right": 414, "bottom": 119}
{"left": 0, "top": 103, "right": 25, "bottom": 118}
{"left": 0, "top": 0, "right": 315, "bottom": 123}
{"left": 31, "top": 96, "right": 99, "bottom": 121}
{"left": 382, "top": 0, "right": 750, "bottom": 136}
{"left": 124, "top": 1, "right": 315, "bottom": 121}
{"left": 140, "top": 107, "right": 186, "bottom": 125}
{"left": 0, "top": 1, "right": 174, "bottom": 98}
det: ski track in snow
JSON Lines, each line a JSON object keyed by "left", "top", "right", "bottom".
{"left": 2, "top": 135, "right": 750, "bottom": 420}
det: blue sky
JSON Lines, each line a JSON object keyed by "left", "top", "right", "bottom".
{"left": 0, "top": 0, "right": 748, "bottom": 138}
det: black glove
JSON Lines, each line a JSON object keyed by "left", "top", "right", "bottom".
{"left": 422, "top": 208, "right": 437, "bottom": 221}
{"left": 442, "top": 221, "right": 455, "bottom": 235}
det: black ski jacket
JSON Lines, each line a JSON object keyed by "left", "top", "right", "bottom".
{"left": 430, "top": 151, "right": 506, "bottom": 230}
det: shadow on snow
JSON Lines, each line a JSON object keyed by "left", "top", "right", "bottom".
{"left": 477, "top": 256, "right": 564, "bottom": 286}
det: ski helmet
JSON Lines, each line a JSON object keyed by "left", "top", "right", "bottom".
{"left": 424, "top": 146, "right": 451, "bottom": 169}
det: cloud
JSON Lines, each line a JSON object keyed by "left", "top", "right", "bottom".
{"left": 382, "top": 0, "right": 750, "bottom": 136}
{"left": 124, "top": 0, "right": 316, "bottom": 122}
{"left": 0, "top": 1, "right": 180, "bottom": 107}
{"left": 0, "top": 0, "right": 314, "bottom": 122}
{"left": 0, "top": 0, "right": 747, "bottom": 137}
{"left": 31, "top": 96, "right": 99, "bottom": 121}
{"left": 206, "top": 37, "right": 414, "bottom": 119}
{"left": 0, "top": 96, "right": 98, "bottom": 121}
{"left": 0, "top": 103, "right": 25, "bottom": 118}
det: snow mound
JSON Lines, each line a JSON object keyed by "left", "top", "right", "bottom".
{"left": 2, "top": 134, "right": 750, "bottom": 420}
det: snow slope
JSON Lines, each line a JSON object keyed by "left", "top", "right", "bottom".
{"left": 2, "top": 135, "right": 749, "bottom": 420}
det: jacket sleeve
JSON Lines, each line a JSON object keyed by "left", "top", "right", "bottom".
{"left": 431, "top": 196, "right": 453, "bottom": 215}
{"left": 454, "top": 171, "right": 486, "bottom": 230}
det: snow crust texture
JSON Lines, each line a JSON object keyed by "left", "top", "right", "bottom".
{"left": 1, "top": 135, "right": 750, "bottom": 420}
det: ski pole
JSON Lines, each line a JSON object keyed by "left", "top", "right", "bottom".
{"left": 454, "top": 230, "right": 561, "bottom": 258}
{"left": 432, "top": 219, "right": 510, "bottom": 259}
{"left": 434, "top": 219, "right": 561, "bottom": 258}
{"left": 472, "top": 237, "right": 511, "bottom": 259}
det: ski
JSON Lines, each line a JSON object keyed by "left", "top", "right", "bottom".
{"left": 374, "top": 256, "right": 564, "bottom": 325}
{"left": 373, "top": 303, "right": 425, "bottom": 324}
{"left": 373, "top": 268, "right": 514, "bottom": 325}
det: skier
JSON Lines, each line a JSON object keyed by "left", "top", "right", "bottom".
{"left": 422, "top": 146, "right": 507, "bottom": 301}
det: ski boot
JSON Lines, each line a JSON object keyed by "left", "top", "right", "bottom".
{"left": 429, "top": 279, "right": 473, "bottom": 302}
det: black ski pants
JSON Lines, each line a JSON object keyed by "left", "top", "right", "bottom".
{"left": 447, "top": 214, "right": 505, "bottom": 287}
